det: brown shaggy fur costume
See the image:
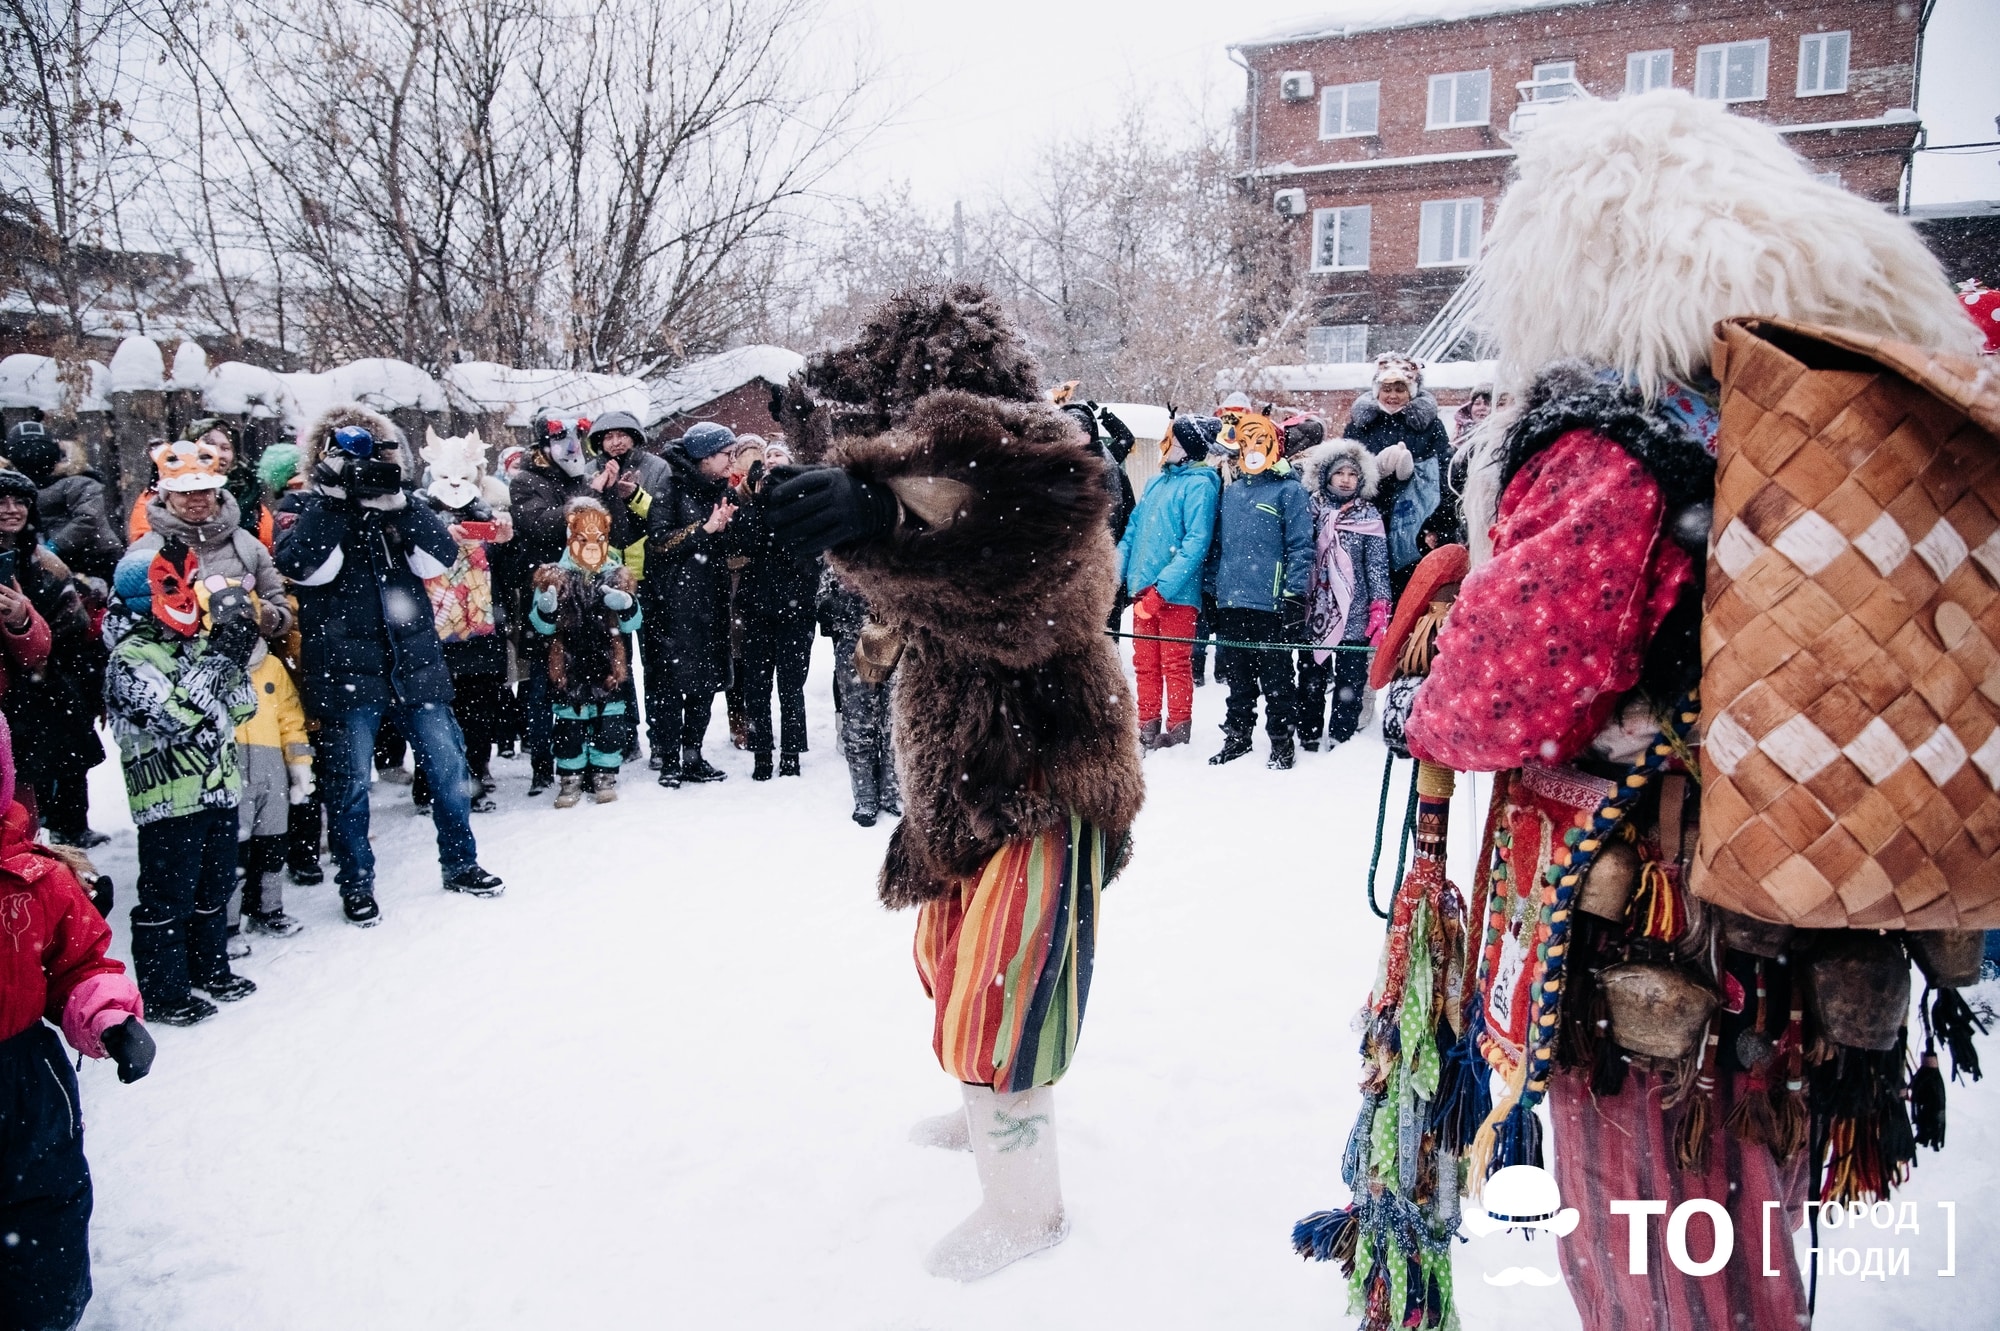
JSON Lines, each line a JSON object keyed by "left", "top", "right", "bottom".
{"left": 826, "top": 390, "right": 1146, "bottom": 908}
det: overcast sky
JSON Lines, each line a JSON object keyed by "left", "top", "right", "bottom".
{"left": 822, "top": 0, "right": 1999, "bottom": 209}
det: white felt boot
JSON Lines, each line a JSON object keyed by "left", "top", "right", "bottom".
{"left": 908, "top": 1104, "right": 971, "bottom": 1151}
{"left": 923, "top": 1084, "right": 1067, "bottom": 1280}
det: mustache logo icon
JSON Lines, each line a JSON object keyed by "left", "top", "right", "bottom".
{"left": 1482, "top": 1266, "right": 1563, "bottom": 1287}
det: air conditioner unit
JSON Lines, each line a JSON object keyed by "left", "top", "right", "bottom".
{"left": 1279, "top": 71, "right": 1315, "bottom": 102}
{"left": 1273, "top": 188, "right": 1308, "bottom": 218}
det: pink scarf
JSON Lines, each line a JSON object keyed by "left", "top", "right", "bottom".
{"left": 1308, "top": 496, "right": 1385, "bottom": 663}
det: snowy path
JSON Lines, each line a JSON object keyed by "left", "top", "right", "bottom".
{"left": 70, "top": 637, "right": 1996, "bottom": 1329}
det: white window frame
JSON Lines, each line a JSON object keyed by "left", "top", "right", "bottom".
{"left": 1626, "top": 48, "right": 1673, "bottom": 94}
{"left": 1426, "top": 69, "right": 1491, "bottom": 129}
{"left": 1530, "top": 60, "right": 1578, "bottom": 101}
{"left": 1797, "top": 31, "right": 1850, "bottom": 97}
{"left": 1418, "top": 198, "right": 1483, "bottom": 269}
{"left": 1319, "top": 81, "right": 1381, "bottom": 139}
{"left": 1306, "top": 325, "right": 1370, "bottom": 363}
{"left": 1695, "top": 39, "right": 1769, "bottom": 104}
{"left": 1310, "top": 206, "right": 1372, "bottom": 272}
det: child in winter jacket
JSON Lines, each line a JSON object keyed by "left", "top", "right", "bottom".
{"left": 1115, "top": 415, "right": 1220, "bottom": 750}
{"left": 0, "top": 712, "right": 154, "bottom": 1331}
{"left": 530, "top": 498, "right": 642, "bottom": 807}
{"left": 103, "top": 540, "right": 260, "bottom": 1026}
{"left": 1294, "top": 440, "right": 1391, "bottom": 749}
{"left": 235, "top": 646, "right": 312, "bottom": 936}
{"left": 418, "top": 428, "right": 514, "bottom": 813}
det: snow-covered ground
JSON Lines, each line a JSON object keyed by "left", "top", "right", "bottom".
{"left": 69, "top": 636, "right": 1997, "bottom": 1329}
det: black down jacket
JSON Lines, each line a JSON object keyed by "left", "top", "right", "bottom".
{"left": 641, "top": 447, "right": 736, "bottom": 695}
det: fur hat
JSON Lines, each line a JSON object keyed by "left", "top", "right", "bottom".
{"left": 302, "top": 404, "right": 400, "bottom": 463}
{"left": 1478, "top": 89, "right": 1979, "bottom": 401}
{"left": 805, "top": 283, "right": 1041, "bottom": 432}
{"left": 1372, "top": 356, "right": 1422, "bottom": 391}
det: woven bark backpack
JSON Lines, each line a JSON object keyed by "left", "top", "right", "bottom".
{"left": 1693, "top": 317, "right": 2000, "bottom": 929}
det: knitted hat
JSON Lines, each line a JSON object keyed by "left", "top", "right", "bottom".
{"left": 257, "top": 443, "right": 303, "bottom": 494}
{"left": 3, "top": 421, "right": 58, "bottom": 485}
{"left": 112, "top": 549, "right": 154, "bottom": 611}
{"left": 1170, "top": 415, "right": 1222, "bottom": 461}
{"left": 679, "top": 421, "right": 736, "bottom": 460}
{"left": 0, "top": 468, "right": 38, "bottom": 506}
{"left": 1372, "top": 355, "right": 1422, "bottom": 391}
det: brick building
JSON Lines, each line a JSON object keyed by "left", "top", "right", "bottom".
{"left": 1231, "top": 0, "right": 1929, "bottom": 362}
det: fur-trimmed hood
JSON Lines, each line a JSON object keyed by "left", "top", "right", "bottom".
{"left": 301, "top": 404, "right": 400, "bottom": 464}
{"left": 1295, "top": 439, "right": 1379, "bottom": 501}
{"left": 1345, "top": 390, "right": 1440, "bottom": 434}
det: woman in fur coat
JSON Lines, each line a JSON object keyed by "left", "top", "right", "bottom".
{"left": 766, "top": 284, "right": 1144, "bottom": 1283}
{"left": 1400, "top": 89, "right": 1980, "bottom": 1331}
{"left": 1293, "top": 440, "right": 1390, "bottom": 751}
{"left": 1341, "top": 357, "right": 1452, "bottom": 586}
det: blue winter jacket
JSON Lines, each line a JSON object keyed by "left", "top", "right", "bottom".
{"left": 1212, "top": 469, "right": 1314, "bottom": 613}
{"left": 1116, "top": 461, "right": 1220, "bottom": 607}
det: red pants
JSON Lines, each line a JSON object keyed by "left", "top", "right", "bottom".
{"left": 1131, "top": 595, "right": 1198, "bottom": 728}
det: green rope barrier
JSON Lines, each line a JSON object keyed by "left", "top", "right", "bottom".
{"left": 1362, "top": 754, "right": 1419, "bottom": 921}
{"left": 1104, "top": 629, "right": 1375, "bottom": 654}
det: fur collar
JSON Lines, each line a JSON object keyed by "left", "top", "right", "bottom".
{"left": 1294, "top": 439, "right": 1379, "bottom": 500}
{"left": 1498, "top": 361, "right": 1714, "bottom": 516}
{"left": 301, "top": 404, "right": 400, "bottom": 464}
{"left": 1347, "top": 390, "right": 1440, "bottom": 433}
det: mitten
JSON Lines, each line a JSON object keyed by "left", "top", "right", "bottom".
{"left": 1097, "top": 405, "right": 1135, "bottom": 461}
{"left": 256, "top": 599, "right": 288, "bottom": 638}
{"left": 207, "top": 584, "right": 259, "bottom": 666}
{"left": 1366, "top": 600, "right": 1390, "bottom": 647}
{"left": 100, "top": 1016, "right": 156, "bottom": 1084}
{"left": 287, "top": 761, "right": 316, "bottom": 805}
{"left": 600, "top": 586, "right": 635, "bottom": 613}
{"left": 766, "top": 467, "right": 899, "bottom": 556}
{"left": 533, "top": 586, "right": 559, "bottom": 617}
{"left": 1376, "top": 442, "right": 1414, "bottom": 481}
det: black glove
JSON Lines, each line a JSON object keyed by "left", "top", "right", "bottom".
{"left": 101, "top": 1015, "right": 156, "bottom": 1084}
{"left": 207, "top": 583, "right": 259, "bottom": 666}
{"left": 1095, "top": 404, "right": 1135, "bottom": 462}
{"left": 1281, "top": 595, "right": 1310, "bottom": 644}
{"left": 766, "top": 467, "right": 899, "bottom": 556}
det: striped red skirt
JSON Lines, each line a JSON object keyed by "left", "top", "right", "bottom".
{"left": 913, "top": 812, "right": 1108, "bottom": 1092}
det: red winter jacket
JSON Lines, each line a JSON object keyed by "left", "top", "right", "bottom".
{"left": 1405, "top": 428, "right": 1693, "bottom": 772}
{"left": 0, "top": 802, "right": 143, "bottom": 1054}
{"left": 0, "top": 600, "right": 51, "bottom": 701}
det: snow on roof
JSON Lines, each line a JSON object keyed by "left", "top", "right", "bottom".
{"left": 108, "top": 335, "right": 166, "bottom": 392}
{"left": 1099, "top": 402, "right": 1172, "bottom": 445}
{"left": 168, "top": 341, "right": 209, "bottom": 391}
{"left": 0, "top": 354, "right": 65, "bottom": 412}
{"left": 1218, "top": 359, "right": 1498, "bottom": 393}
{"left": 443, "top": 363, "right": 651, "bottom": 428}
{"left": 1236, "top": 0, "right": 1596, "bottom": 47}
{"left": 338, "top": 358, "right": 448, "bottom": 414}
{"left": 202, "top": 362, "right": 291, "bottom": 419}
{"left": 648, "top": 345, "right": 805, "bottom": 422}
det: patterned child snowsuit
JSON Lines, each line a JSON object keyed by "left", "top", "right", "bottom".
{"left": 530, "top": 556, "right": 643, "bottom": 777}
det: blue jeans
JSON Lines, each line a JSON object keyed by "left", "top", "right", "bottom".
{"left": 322, "top": 701, "right": 479, "bottom": 897}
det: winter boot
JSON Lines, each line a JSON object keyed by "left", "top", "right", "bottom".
{"left": 924, "top": 1084, "right": 1067, "bottom": 1281}
{"left": 191, "top": 907, "right": 257, "bottom": 1002}
{"left": 1159, "top": 721, "right": 1192, "bottom": 749}
{"left": 148, "top": 993, "right": 219, "bottom": 1026}
{"left": 593, "top": 770, "right": 620, "bottom": 804}
{"left": 246, "top": 909, "right": 303, "bottom": 938}
{"left": 553, "top": 773, "right": 585, "bottom": 808}
{"left": 752, "top": 751, "right": 774, "bottom": 782}
{"left": 878, "top": 753, "right": 903, "bottom": 817}
{"left": 1267, "top": 732, "right": 1296, "bottom": 770}
{"left": 850, "top": 759, "right": 881, "bottom": 827}
{"left": 129, "top": 915, "right": 190, "bottom": 1015}
{"left": 657, "top": 760, "right": 682, "bottom": 789}
{"left": 680, "top": 748, "right": 727, "bottom": 784}
{"left": 444, "top": 865, "right": 505, "bottom": 897}
{"left": 527, "top": 758, "right": 555, "bottom": 797}
{"left": 778, "top": 752, "right": 801, "bottom": 778}
{"left": 1208, "top": 732, "right": 1253, "bottom": 766}
{"left": 909, "top": 1105, "right": 972, "bottom": 1152}
{"left": 1137, "top": 717, "right": 1162, "bottom": 750}
{"left": 647, "top": 750, "right": 665, "bottom": 771}
{"left": 343, "top": 892, "right": 382, "bottom": 927}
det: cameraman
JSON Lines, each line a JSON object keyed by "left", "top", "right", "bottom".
{"left": 275, "top": 407, "right": 504, "bottom": 926}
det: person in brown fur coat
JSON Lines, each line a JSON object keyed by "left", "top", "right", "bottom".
{"left": 768, "top": 289, "right": 1144, "bottom": 1283}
